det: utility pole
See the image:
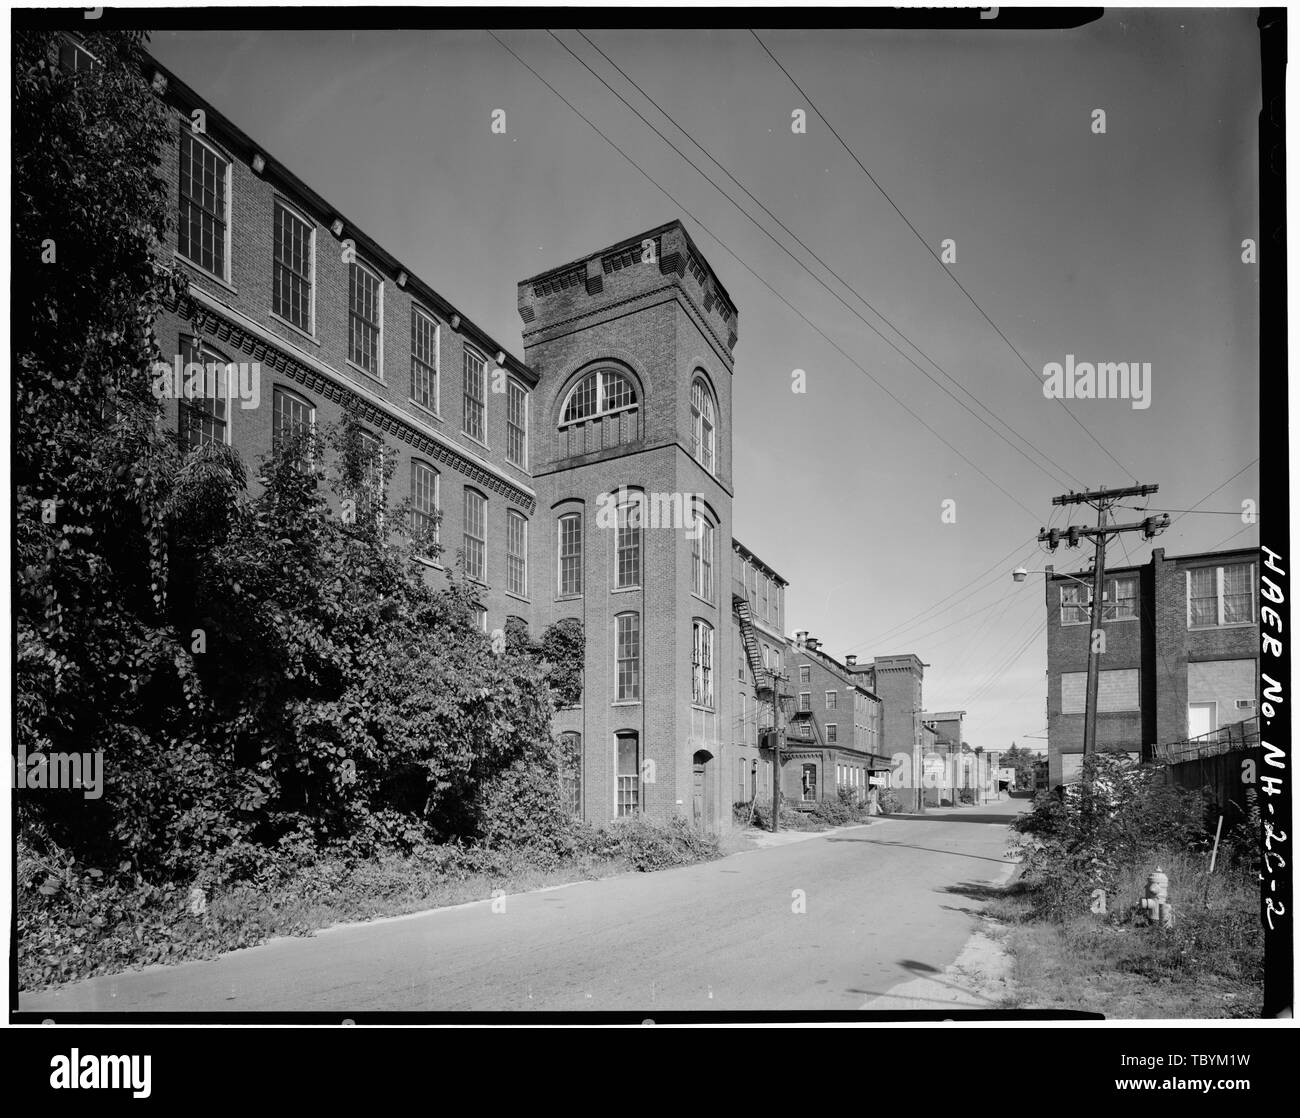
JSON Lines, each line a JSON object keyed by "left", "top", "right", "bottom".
{"left": 1041, "top": 484, "right": 1169, "bottom": 771}
{"left": 770, "top": 669, "right": 786, "bottom": 833}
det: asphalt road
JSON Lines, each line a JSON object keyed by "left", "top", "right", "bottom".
{"left": 21, "top": 798, "right": 1025, "bottom": 1014}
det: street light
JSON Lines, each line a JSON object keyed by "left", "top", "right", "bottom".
{"left": 1012, "top": 565, "right": 1099, "bottom": 787}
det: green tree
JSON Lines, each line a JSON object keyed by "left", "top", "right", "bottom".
{"left": 14, "top": 28, "right": 192, "bottom": 866}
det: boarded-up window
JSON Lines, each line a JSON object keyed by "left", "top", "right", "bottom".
{"left": 1061, "top": 668, "right": 1140, "bottom": 714}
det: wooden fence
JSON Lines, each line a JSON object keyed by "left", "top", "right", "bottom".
{"left": 1153, "top": 718, "right": 1261, "bottom": 829}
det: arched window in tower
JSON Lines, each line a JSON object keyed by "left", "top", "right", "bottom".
{"left": 690, "top": 376, "right": 715, "bottom": 475}
{"left": 560, "top": 369, "right": 638, "bottom": 425}
{"left": 557, "top": 368, "right": 640, "bottom": 456}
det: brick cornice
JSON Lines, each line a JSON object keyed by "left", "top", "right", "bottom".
{"left": 174, "top": 288, "right": 536, "bottom": 514}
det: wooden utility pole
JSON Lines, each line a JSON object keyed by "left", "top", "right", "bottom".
{"left": 770, "top": 671, "right": 786, "bottom": 833}
{"left": 1041, "top": 484, "right": 1169, "bottom": 767}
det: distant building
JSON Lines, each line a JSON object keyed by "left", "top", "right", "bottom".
{"left": 783, "top": 634, "right": 891, "bottom": 806}
{"left": 848, "top": 653, "right": 928, "bottom": 805}
{"left": 1045, "top": 545, "right": 1260, "bottom": 785}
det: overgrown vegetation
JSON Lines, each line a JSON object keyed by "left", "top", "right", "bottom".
{"left": 994, "top": 752, "right": 1263, "bottom": 1017}
{"left": 14, "top": 28, "right": 720, "bottom": 992}
{"left": 740, "top": 787, "right": 881, "bottom": 832}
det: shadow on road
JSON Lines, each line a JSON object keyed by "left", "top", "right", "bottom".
{"left": 940, "top": 881, "right": 1012, "bottom": 902}
{"left": 825, "top": 836, "right": 1012, "bottom": 864}
{"left": 888, "top": 813, "right": 1019, "bottom": 825}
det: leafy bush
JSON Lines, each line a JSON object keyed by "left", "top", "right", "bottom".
{"left": 1008, "top": 752, "right": 1211, "bottom": 920}
{"left": 608, "top": 815, "right": 721, "bottom": 871}
{"left": 877, "top": 789, "right": 902, "bottom": 815}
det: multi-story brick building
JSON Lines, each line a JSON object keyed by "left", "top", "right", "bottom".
{"left": 1044, "top": 545, "right": 1260, "bottom": 785}
{"left": 848, "top": 652, "right": 928, "bottom": 803}
{"left": 141, "top": 52, "right": 749, "bottom": 831}
{"left": 783, "top": 634, "right": 890, "bottom": 806}
{"left": 731, "top": 540, "right": 788, "bottom": 807}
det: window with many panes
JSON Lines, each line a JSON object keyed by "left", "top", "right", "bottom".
{"left": 1188, "top": 562, "right": 1255, "bottom": 628}
{"left": 506, "top": 379, "right": 527, "bottom": 467}
{"left": 1102, "top": 576, "right": 1137, "bottom": 621}
{"left": 826, "top": 724, "right": 838, "bottom": 743}
{"left": 616, "top": 497, "right": 642, "bottom": 589}
{"left": 799, "top": 692, "right": 811, "bottom": 712}
{"left": 462, "top": 348, "right": 486, "bottom": 441}
{"left": 410, "top": 461, "right": 438, "bottom": 548}
{"left": 1061, "top": 576, "right": 1139, "bottom": 625}
{"left": 559, "top": 732, "right": 583, "bottom": 820}
{"left": 558, "top": 513, "right": 582, "bottom": 596}
{"left": 273, "top": 200, "right": 312, "bottom": 332}
{"left": 692, "top": 514, "right": 714, "bottom": 601}
{"left": 177, "top": 337, "right": 230, "bottom": 450}
{"left": 410, "top": 307, "right": 439, "bottom": 412}
{"left": 690, "top": 377, "right": 715, "bottom": 474}
{"left": 348, "top": 262, "right": 381, "bottom": 375}
{"left": 692, "top": 621, "right": 714, "bottom": 708}
{"left": 272, "top": 386, "right": 315, "bottom": 467}
{"left": 799, "top": 665, "right": 811, "bottom": 685}
{"left": 178, "top": 131, "right": 228, "bottom": 278}
{"left": 616, "top": 613, "right": 640, "bottom": 701}
{"left": 738, "top": 693, "right": 747, "bottom": 744}
{"left": 560, "top": 369, "right": 637, "bottom": 425}
{"left": 506, "top": 511, "right": 528, "bottom": 598}
{"left": 616, "top": 733, "right": 640, "bottom": 816}
{"left": 826, "top": 690, "right": 837, "bottom": 710}
{"left": 464, "top": 489, "right": 486, "bottom": 582}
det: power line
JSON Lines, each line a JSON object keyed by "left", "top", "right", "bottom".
{"left": 486, "top": 31, "right": 1045, "bottom": 522}
{"left": 960, "top": 618, "right": 1047, "bottom": 708}
{"left": 558, "top": 30, "right": 1082, "bottom": 493}
{"left": 748, "top": 29, "right": 1137, "bottom": 484}
{"left": 840, "top": 533, "right": 1039, "bottom": 653}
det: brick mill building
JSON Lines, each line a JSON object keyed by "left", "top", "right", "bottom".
{"left": 784, "top": 634, "right": 890, "bottom": 805}
{"left": 142, "top": 52, "right": 755, "bottom": 831}
{"left": 1044, "top": 546, "right": 1261, "bottom": 786}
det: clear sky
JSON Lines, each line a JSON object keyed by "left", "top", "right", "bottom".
{"left": 150, "top": 12, "right": 1262, "bottom": 755}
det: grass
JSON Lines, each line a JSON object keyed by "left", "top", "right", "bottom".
{"left": 987, "top": 849, "right": 1264, "bottom": 1019}
{"left": 20, "top": 821, "right": 724, "bottom": 992}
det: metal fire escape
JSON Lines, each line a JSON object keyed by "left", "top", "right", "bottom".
{"left": 733, "top": 593, "right": 774, "bottom": 702}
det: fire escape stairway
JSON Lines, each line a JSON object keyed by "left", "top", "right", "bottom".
{"left": 732, "top": 593, "right": 773, "bottom": 700}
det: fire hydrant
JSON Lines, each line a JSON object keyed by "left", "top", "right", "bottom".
{"left": 1135, "top": 868, "right": 1175, "bottom": 928}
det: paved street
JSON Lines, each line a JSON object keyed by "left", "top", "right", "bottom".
{"left": 21, "top": 799, "right": 1025, "bottom": 1013}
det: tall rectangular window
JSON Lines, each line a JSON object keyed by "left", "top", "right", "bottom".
{"left": 826, "top": 724, "right": 838, "bottom": 743}
{"left": 410, "top": 461, "right": 438, "bottom": 547}
{"left": 738, "top": 692, "right": 747, "bottom": 744}
{"left": 506, "top": 379, "right": 527, "bottom": 467}
{"left": 559, "top": 733, "right": 583, "bottom": 820}
{"left": 826, "top": 690, "right": 838, "bottom": 710}
{"left": 410, "top": 307, "right": 439, "bottom": 412}
{"left": 799, "top": 665, "right": 811, "bottom": 685}
{"left": 692, "top": 516, "right": 714, "bottom": 600}
{"left": 692, "top": 621, "right": 714, "bottom": 708}
{"left": 761, "top": 575, "right": 769, "bottom": 620}
{"left": 616, "top": 499, "right": 642, "bottom": 589}
{"left": 357, "top": 429, "right": 384, "bottom": 497}
{"left": 348, "top": 263, "right": 381, "bottom": 375}
{"left": 506, "top": 511, "right": 528, "bottom": 598}
{"left": 177, "top": 338, "right": 229, "bottom": 449}
{"left": 616, "top": 734, "right": 640, "bottom": 816}
{"left": 799, "top": 692, "right": 811, "bottom": 712}
{"left": 272, "top": 386, "right": 314, "bottom": 468}
{"left": 178, "top": 131, "right": 228, "bottom": 278}
{"left": 558, "top": 513, "right": 582, "bottom": 596}
{"left": 616, "top": 613, "right": 640, "bottom": 701}
{"left": 463, "top": 348, "right": 486, "bottom": 441}
{"left": 273, "top": 201, "right": 312, "bottom": 332}
{"left": 1104, "top": 576, "right": 1138, "bottom": 621}
{"left": 464, "top": 490, "right": 486, "bottom": 582}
